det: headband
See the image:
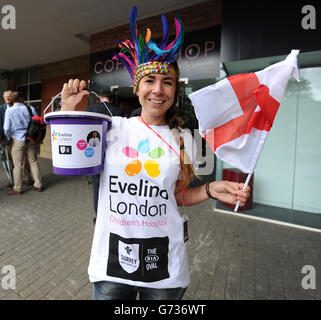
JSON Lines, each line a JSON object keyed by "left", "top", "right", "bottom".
{"left": 112, "top": 6, "right": 185, "bottom": 93}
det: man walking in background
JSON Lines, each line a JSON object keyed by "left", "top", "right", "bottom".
{"left": 4, "top": 91, "right": 42, "bottom": 194}
{"left": 0, "top": 90, "right": 14, "bottom": 179}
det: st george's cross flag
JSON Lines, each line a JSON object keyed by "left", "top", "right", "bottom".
{"left": 189, "top": 50, "right": 300, "bottom": 174}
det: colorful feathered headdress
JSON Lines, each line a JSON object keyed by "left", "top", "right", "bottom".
{"left": 113, "top": 6, "right": 185, "bottom": 93}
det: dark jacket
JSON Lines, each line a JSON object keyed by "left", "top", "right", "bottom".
{"left": 0, "top": 103, "right": 9, "bottom": 144}
{"left": 129, "top": 107, "right": 142, "bottom": 118}
{"left": 86, "top": 101, "right": 121, "bottom": 117}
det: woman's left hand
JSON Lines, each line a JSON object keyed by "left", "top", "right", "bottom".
{"left": 209, "top": 181, "right": 251, "bottom": 207}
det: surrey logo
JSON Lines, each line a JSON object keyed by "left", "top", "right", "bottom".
{"left": 122, "top": 139, "right": 165, "bottom": 178}
{"left": 118, "top": 241, "right": 140, "bottom": 274}
{"left": 125, "top": 246, "right": 132, "bottom": 255}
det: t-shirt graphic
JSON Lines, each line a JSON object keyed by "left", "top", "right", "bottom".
{"left": 122, "top": 138, "right": 165, "bottom": 178}
{"left": 107, "top": 233, "right": 169, "bottom": 282}
{"left": 118, "top": 240, "right": 140, "bottom": 273}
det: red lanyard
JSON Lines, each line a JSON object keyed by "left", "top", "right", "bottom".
{"left": 140, "top": 116, "right": 186, "bottom": 204}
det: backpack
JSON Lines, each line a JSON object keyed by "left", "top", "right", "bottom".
{"left": 25, "top": 105, "right": 46, "bottom": 143}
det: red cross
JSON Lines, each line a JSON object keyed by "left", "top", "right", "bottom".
{"left": 204, "top": 73, "right": 280, "bottom": 152}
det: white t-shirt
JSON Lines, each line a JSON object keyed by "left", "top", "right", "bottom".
{"left": 88, "top": 117, "right": 197, "bottom": 289}
{"left": 88, "top": 137, "right": 100, "bottom": 147}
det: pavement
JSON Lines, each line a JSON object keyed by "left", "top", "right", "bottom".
{"left": 0, "top": 157, "right": 321, "bottom": 300}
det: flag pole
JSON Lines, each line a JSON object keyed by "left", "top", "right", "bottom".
{"left": 234, "top": 172, "right": 252, "bottom": 213}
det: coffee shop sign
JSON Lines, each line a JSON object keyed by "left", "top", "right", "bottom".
{"left": 94, "top": 41, "right": 216, "bottom": 74}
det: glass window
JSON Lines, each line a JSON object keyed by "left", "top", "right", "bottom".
{"left": 293, "top": 67, "right": 321, "bottom": 214}
{"left": 17, "top": 85, "right": 28, "bottom": 100}
{"left": 15, "top": 67, "right": 42, "bottom": 108}
{"left": 29, "top": 83, "right": 42, "bottom": 101}
{"left": 16, "top": 69, "right": 27, "bottom": 85}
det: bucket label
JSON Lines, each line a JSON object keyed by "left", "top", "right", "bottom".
{"left": 77, "top": 140, "right": 87, "bottom": 150}
{"left": 50, "top": 124, "right": 103, "bottom": 169}
{"left": 59, "top": 145, "right": 72, "bottom": 155}
{"left": 85, "top": 147, "right": 95, "bottom": 158}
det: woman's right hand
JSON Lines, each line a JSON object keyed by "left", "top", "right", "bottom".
{"left": 61, "top": 79, "right": 89, "bottom": 111}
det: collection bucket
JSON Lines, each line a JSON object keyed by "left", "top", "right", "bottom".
{"left": 44, "top": 111, "right": 112, "bottom": 176}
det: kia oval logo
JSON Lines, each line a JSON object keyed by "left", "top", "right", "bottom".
{"left": 144, "top": 255, "right": 159, "bottom": 263}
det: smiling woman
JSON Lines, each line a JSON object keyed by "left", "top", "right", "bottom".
{"left": 136, "top": 72, "right": 176, "bottom": 125}
{"left": 58, "top": 6, "right": 250, "bottom": 301}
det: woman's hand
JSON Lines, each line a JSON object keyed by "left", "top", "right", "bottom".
{"left": 209, "top": 181, "right": 250, "bottom": 207}
{"left": 61, "top": 79, "right": 89, "bottom": 111}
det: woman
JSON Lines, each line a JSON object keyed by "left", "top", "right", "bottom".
{"left": 61, "top": 7, "right": 250, "bottom": 300}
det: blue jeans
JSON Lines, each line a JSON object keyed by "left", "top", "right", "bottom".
{"left": 93, "top": 281, "right": 187, "bottom": 300}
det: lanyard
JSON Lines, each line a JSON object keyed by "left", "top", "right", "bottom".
{"left": 139, "top": 116, "right": 186, "bottom": 204}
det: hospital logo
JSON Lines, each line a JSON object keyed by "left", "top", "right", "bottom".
{"left": 51, "top": 131, "right": 72, "bottom": 143}
{"left": 122, "top": 139, "right": 165, "bottom": 178}
{"left": 51, "top": 131, "right": 58, "bottom": 141}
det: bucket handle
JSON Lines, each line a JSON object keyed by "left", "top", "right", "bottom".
{"left": 43, "top": 89, "right": 114, "bottom": 117}
{"left": 43, "top": 91, "right": 62, "bottom": 117}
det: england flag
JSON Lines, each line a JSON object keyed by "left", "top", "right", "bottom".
{"left": 189, "top": 50, "right": 300, "bottom": 174}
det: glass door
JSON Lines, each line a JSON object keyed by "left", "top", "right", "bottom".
{"left": 293, "top": 67, "right": 321, "bottom": 214}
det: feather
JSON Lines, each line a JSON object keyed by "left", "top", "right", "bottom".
{"left": 124, "top": 40, "right": 138, "bottom": 64}
{"left": 145, "top": 28, "right": 151, "bottom": 44}
{"left": 164, "top": 17, "right": 182, "bottom": 51}
{"left": 129, "top": 6, "right": 141, "bottom": 64}
{"left": 122, "top": 41, "right": 136, "bottom": 58}
{"left": 146, "top": 40, "right": 169, "bottom": 57}
{"left": 124, "top": 40, "right": 134, "bottom": 49}
{"left": 163, "top": 17, "right": 184, "bottom": 62}
{"left": 150, "top": 14, "right": 169, "bottom": 61}
{"left": 113, "top": 53, "right": 135, "bottom": 80}
{"left": 146, "top": 16, "right": 184, "bottom": 63}
{"left": 114, "top": 6, "right": 185, "bottom": 87}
